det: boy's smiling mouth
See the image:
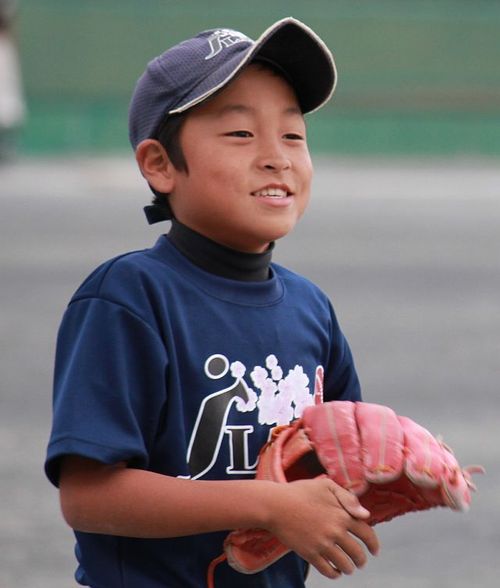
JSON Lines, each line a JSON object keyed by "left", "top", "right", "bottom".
{"left": 251, "top": 184, "right": 292, "bottom": 199}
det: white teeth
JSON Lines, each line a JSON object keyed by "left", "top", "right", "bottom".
{"left": 254, "top": 188, "right": 288, "bottom": 198}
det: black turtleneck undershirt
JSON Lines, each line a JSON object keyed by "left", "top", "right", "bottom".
{"left": 166, "top": 219, "right": 273, "bottom": 282}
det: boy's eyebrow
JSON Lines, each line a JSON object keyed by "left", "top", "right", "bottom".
{"left": 215, "top": 103, "right": 302, "bottom": 117}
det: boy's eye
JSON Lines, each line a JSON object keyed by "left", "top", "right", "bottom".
{"left": 226, "top": 130, "right": 253, "bottom": 138}
{"left": 223, "top": 130, "right": 305, "bottom": 140}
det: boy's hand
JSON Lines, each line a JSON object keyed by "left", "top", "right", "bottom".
{"left": 265, "top": 477, "right": 379, "bottom": 579}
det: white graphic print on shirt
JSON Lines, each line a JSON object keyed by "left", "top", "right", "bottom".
{"left": 185, "top": 354, "right": 324, "bottom": 479}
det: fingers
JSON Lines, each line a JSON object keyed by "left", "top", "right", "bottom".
{"left": 310, "top": 541, "right": 365, "bottom": 580}
{"left": 309, "top": 553, "right": 342, "bottom": 580}
{"left": 310, "top": 528, "right": 379, "bottom": 580}
{"left": 309, "top": 487, "right": 380, "bottom": 580}
{"left": 301, "top": 512, "right": 378, "bottom": 580}
{"left": 329, "top": 480, "right": 370, "bottom": 520}
{"left": 325, "top": 480, "right": 380, "bottom": 556}
{"left": 309, "top": 556, "right": 342, "bottom": 580}
{"left": 265, "top": 478, "right": 380, "bottom": 580}
{"left": 348, "top": 518, "right": 380, "bottom": 556}
{"left": 324, "top": 545, "right": 357, "bottom": 575}
{"left": 319, "top": 524, "right": 374, "bottom": 575}
{"left": 335, "top": 533, "right": 368, "bottom": 569}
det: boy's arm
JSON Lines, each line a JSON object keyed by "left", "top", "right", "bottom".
{"left": 59, "top": 456, "right": 379, "bottom": 579}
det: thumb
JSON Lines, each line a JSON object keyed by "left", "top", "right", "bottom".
{"left": 329, "top": 481, "right": 370, "bottom": 519}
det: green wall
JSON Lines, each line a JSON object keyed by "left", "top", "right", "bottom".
{"left": 14, "top": 0, "right": 500, "bottom": 155}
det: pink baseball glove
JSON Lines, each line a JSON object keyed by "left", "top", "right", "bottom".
{"left": 224, "top": 401, "right": 484, "bottom": 575}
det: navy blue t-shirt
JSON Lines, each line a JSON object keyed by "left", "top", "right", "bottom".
{"left": 45, "top": 235, "right": 361, "bottom": 587}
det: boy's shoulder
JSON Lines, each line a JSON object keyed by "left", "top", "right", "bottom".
{"left": 271, "top": 261, "right": 331, "bottom": 306}
{"left": 72, "top": 248, "right": 153, "bottom": 300}
{"left": 68, "top": 237, "right": 176, "bottom": 306}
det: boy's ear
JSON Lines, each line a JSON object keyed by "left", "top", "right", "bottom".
{"left": 135, "top": 139, "right": 177, "bottom": 194}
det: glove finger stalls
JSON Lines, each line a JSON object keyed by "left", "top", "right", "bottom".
{"left": 399, "top": 416, "right": 444, "bottom": 488}
{"left": 356, "top": 402, "right": 404, "bottom": 484}
{"left": 439, "top": 442, "right": 473, "bottom": 511}
{"left": 399, "top": 416, "right": 476, "bottom": 511}
{"left": 303, "top": 401, "right": 367, "bottom": 494}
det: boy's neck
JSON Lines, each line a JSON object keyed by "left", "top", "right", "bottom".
{"left": 167, "top": 219, "right": 273, "bottom": 282}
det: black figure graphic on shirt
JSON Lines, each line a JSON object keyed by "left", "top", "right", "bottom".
{"left": 187, "top": 354, "right": 257, "bottom": 480}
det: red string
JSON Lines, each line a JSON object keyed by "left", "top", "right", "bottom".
{"left": 206, "top": 553, "right": 227, "bottom": 588}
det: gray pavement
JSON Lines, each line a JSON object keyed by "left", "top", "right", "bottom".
{"left": 1, "top": 156, "right": 499, "bottom": 587}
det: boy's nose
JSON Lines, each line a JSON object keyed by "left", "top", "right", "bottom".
{"left": 257, "top": 152, "right": 291, "bottom": 173}
{"left": 262, "top": 159, "right": 291, "bottom": 172}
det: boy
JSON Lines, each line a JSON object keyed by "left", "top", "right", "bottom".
{"left": 45, "top": 17, "right": 379, "bottom": 587}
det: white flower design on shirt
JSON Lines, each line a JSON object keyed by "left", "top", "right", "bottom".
{"left": 249, "top": 355, "right": 315, "bottom": 425}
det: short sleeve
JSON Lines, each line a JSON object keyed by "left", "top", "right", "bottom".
{"left": 323, "top": 302, "right": 361, "bottom": 402}
{"left": 45, "top": 297, "right": 168, "bottom": 487}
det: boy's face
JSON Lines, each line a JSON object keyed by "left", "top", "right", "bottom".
{"left": 168, "top": 63, "right": 313, "bottom": 253}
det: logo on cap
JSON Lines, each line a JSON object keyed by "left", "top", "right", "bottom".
{"left": 205, "top": 29, "right": 252, "bottom": 60}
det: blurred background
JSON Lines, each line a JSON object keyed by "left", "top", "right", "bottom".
{"left": 1, "top": 1, "right": 499, "bottom": 586}
{"left": 4, "top": 0, "right": 500, "bottom": 157}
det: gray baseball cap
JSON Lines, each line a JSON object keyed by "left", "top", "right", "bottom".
{"left": 128, "top": 17, "right": 337, "bottom": 149}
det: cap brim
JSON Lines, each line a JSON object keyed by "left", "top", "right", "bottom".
{"left": 169, "top": 17, "right": 336, "bottom": 115}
